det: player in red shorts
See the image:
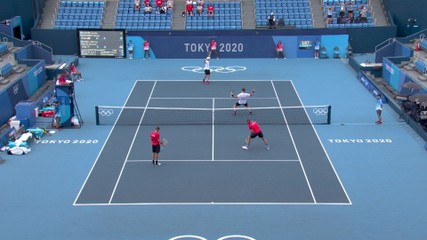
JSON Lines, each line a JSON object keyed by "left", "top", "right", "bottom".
{"left": 150, "top": 126, "right": 165, "bottom": 166}
{"left": 242, "top": 119, "right": 270, "bottom": 150}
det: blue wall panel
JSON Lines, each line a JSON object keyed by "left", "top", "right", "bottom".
{"left": 126, "top": 34, "right": 349, "bottom": 59}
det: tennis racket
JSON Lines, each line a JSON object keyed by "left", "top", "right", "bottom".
{"left": 161, "top": 138, "right": 168, "bottom": 149}
{"left": 230, "top": 89, "right": 235, "bottom": 98}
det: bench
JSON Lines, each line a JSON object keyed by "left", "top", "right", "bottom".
{"left": 0, "top": 43, "right": 7, "bottom": 56}
{"left": 415, "top": 60, "right": 426, "bottom": 74}
{"left": 420, "top": 40, "right": 427, "bottom": 51}
{"left": 0, "top": 63, "right": 14, "bottom": 84}
{"left": 0, "top": 63, "right": 14, "bottom": 77}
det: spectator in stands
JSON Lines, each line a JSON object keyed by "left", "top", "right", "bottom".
{"left": 209, "top": 39, "right": 219, "bottom": 59}
{"left": 156, "top": 0, "right": 163, "bottom": 11}
{"left": 134, "top": 0, "right": 141, "bottom": 10}
{"left": 207, "top": 4, "right": 214, "bottom": 17}
{"left": 197, "top": 0, "right": 204, "bottom": 6}
{"left": 127, "top": 40, "right": 134, "bottom": 59}
{"left": 268, "top": 12, "right": 276, "bottom": 29}
{"left": 339, "top": 1, "right": 346, "bottom": 17}
{"left": 167, "top": 0, "right": 173, "bottom": 9}
{"left": 360, "top": 6, "right": 368, "bottom": 23}
{"left": 186, "top": 0, "right": 194, "bottom": 16}
{"left": 314, "top": 39, "right": 320, "bottom": 59}
{"left": 197, "top": 3, "right": 203, "bottom": 15}
{"left": 160, "top": 4, "right": 168, "bottom": 14}
{"left": 144, "top": 4, "right": 153, "bottom": 14}
{"left": 276, "top": 41, "right": 285, "bottom": 59}
{"left": 70, "top": 62, "right": 83, "bottom": 81}
{"left": 143, "top": 40, "right": 151, "bottom": 60}
{"left": 57, "top": 71, "right": 72, "bottom": 85}
{"left": 144, "top": 0, "right": 150, "bottom": 7}
{"left": 326, "top": 5, "right": 334, "bottom": 24}
{"left": 347, "top": 1, "right": 354, "bottom": 19}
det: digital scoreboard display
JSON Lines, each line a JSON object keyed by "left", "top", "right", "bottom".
{"left": 299, "top": 40, "right": 312, "bottom": 49}
{"left": 78, "top": 29, "right": 126, "bottom": 58}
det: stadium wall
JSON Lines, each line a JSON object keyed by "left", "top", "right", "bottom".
{"left": 383, "top": 0, "right": 427, "bottom": 37}
{"left": 31, "top": 28, "right": 396, "bottom": 57}
{"left": 0, "top": 60, "right": 46, "bottom": 127}
{"left": 0, "top": 0, "right": 36, "bottom": 39}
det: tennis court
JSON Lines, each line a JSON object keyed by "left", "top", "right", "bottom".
{"left": 74, "top": 80, "right": 350, "bottom": 205}
{"left": 2, "top": 57, "right": 427, "bottom": 239}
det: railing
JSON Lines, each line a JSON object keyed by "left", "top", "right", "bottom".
{"left": 32, "top": 41, "right": 54, "bottom": 55}
{"left": 374, "top": 37, "right": 395, "bottom": 52}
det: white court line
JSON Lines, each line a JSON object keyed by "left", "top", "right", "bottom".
{"left": 108, "top": 81, "right": 158, "bottom": 204}
{"left": 270, "top": 80, "right": 317, "bottom": 203}
{"left": 126, "top": 159, "right": 300, "bottom": 162}
{"left": 150, "top": 97, "right": 277, "bottom": 100}
{"left": 74, "top": 201, "right": 352, "bottom": 207}
{"left": 135, "top": 79, "right": 293, "bottom": 82}
{"left": 73, "top": 81, "right": 140, "bottom": 205}
{"left": 212, "top": 98, "right": 215, "bottom": 161}
{"left": 289, "top": 81, "right": 352, "bottom": 204}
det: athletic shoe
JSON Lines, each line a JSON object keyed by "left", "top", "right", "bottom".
{"left": 266, "top": 145, "right": 270, "bottom": 150}
{"left": 249, "top": 111, "right": 253, "bottom": 115}
{"left": 233, "top": 111, "right": 237, "bottom": 116}
{"left": 242, "top": 146, "right": 248, "bottom": 150}
{"left": 156, "top": 162, "right": 161, "bottom": 166}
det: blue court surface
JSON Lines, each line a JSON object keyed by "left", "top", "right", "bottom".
{"left": 1, "top": 58, "right": 427, "bottom": 240}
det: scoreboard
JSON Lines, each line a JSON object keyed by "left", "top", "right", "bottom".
{"left": 78, "top": 29, "right": 126, "bottom": 58}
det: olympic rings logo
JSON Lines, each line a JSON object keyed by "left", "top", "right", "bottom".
{"left": 312, "top": 107, "right": 328, "bottom": 116}
{"left": 13, "top": 84, "right": 19, "bottom": 95}
{"left": 98, "top": 108, "right": 114, "bottom": 117}
{"left": 181, "top": 66, "right": 247, "bottom": 74}
{"left": 169, "top": 235, "right": 256, "bottom": 240}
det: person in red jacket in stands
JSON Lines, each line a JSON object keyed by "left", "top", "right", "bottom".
{"left": 155, "top": 0, "right": 162, "bottom": 10}
{"left": 207, "top": 4, "right": 214, "bottom": 17}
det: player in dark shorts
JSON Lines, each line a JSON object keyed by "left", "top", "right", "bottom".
{"left": 150, "top": 126, "right": 164, "bottom": 166}
{"left": 202, "top": 56, "right": 211, "bottom": 84}
{"left": 242, "top": 119, "right": 270, "bottom": 150}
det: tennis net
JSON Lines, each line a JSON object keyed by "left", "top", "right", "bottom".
{"left": 95, "top": 105, "right": 331, "bottom": 125}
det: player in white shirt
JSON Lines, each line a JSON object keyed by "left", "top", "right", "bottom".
{"left": 232, "top": 88, "right": 255, "bottom": 115}
{"left": 202, "top": 56, "right": 211, "bottom": 84}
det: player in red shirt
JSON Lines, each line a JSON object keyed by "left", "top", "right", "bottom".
{"left": 209, "top": 39, "right": 219, "bottom": 59}
{"left": 242, "top": 119, "right": 270, "bottom": 150}
{"left": 150, "top": 126, "right": 164, "bottom": 166}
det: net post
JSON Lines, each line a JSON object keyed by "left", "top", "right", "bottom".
{"left": 327, "top": 105, "right": 332, "bottom": 124}
{"left": 95, "top": 106, "right": 99, "bottom": 125}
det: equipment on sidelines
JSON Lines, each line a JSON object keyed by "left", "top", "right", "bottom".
{"left": 95, "top": 105, "right": 332, "bottom": 125}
